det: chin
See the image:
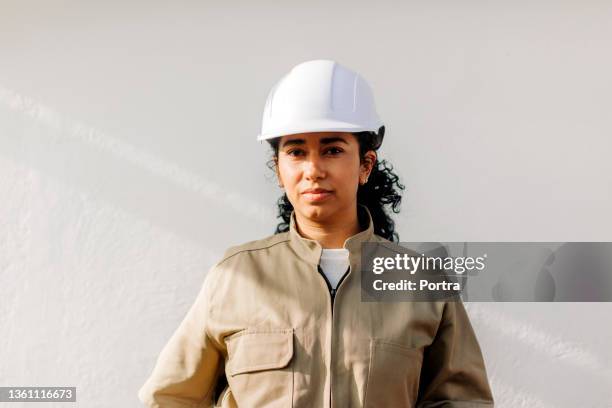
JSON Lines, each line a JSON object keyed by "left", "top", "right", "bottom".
{"left": 301, "top": 204, "right": 335, "bottom": 222}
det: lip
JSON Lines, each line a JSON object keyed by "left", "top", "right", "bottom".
{"left": 302, "top": 188, "right": 333, "bottom": 202}
{"left": 303, "top": 188, "right": 332, "bottom": 194}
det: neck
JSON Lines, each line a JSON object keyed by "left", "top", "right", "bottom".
{"left": 295, "top": 205, "right": 362, "bottom": 249}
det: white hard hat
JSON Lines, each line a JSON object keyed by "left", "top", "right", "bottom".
{"left": 258, "top": 60, "right": 384, "bottom": 148}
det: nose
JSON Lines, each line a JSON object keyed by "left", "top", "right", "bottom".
{"left": 303, "top": 154, "right": 326, "bottom": 181}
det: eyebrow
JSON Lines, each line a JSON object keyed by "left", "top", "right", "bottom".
{"left": 280, "top": 136, "right": 349, "bottom": 148}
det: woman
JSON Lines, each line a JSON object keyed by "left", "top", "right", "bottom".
{"left": 138, "top": 60, "right": 494, "bottom": 407}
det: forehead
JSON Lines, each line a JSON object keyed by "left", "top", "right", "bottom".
{"left": 279, "top": 131, "right": 355, "bottom": 147}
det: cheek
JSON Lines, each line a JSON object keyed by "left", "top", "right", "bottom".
{"left": 330, "top": 158, "right": 361, "bottom": 187}
{"left": 278, "top": 162, "right": 300, "bottom": 190}
{"left": 322, "top": 162, "right": 359, "bottom": 203}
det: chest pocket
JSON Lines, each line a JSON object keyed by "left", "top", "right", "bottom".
{"left": 225, "top": 329, "right": 294, "bottom": 408}
{"left": 364, "top": 339, "right": 424, "bottom": 408}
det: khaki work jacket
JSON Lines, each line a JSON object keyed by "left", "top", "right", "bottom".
{"left": 138, "top": 207, "right": 494, "bottom": 407}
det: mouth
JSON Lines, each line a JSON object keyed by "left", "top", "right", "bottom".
{"left": 302, "top": 188, "right": 334, "bottom": 202}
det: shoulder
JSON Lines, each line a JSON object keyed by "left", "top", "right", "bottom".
{"left": 369, "top": 233, "right": 420, "bottom": 257}
{"left": 202, "top": 232, "right": 291, "bottom": 293}
{"left": 217, "top": 231, "right": 291, "bottom": 266}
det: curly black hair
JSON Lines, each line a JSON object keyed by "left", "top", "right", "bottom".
{"left": 266, "top": 131, "right": 405, "bottom": 242}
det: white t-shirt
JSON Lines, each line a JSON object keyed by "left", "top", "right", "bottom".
{"left": 319, "top": 248, "right": 350, "bottom": 289}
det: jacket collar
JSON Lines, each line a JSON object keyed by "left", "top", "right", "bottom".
{"left": 288, "top": 204, "right": 375, "bottom": 265}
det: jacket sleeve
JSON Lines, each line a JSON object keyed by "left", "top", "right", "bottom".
{"left": 416, "top": 300, "right": 495, "bottom": 408}
{"left": 138, "top": 267, "right": 223, "bottom": 408}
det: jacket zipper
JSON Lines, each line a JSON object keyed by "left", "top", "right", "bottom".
{"left": 316, "top": 264, "right": 351, "bottom": 408}
{"left": 316, "top": 265, "right": 350, "bottom": 314}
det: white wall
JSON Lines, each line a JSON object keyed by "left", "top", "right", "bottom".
{"left": 1, "top": 1, "right": 611, "bottom": 407}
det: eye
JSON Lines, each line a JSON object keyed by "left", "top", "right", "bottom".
{"left": 324, "top": 146, "right": 344, "bottom": 155}
{"left": 286, "top": 148, "right": 305, "bottom": 157}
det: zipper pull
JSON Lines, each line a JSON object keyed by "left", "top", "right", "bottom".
{"left": 331, "top": 288, "right": 336, "bottom": 297}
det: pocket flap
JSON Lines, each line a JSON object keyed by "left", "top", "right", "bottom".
{"left": 227, "top": 329, "right": 294, "bottom": 376}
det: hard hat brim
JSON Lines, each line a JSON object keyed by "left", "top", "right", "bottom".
{"left": 257, "top": 118, "right": 383, "bottom": 141}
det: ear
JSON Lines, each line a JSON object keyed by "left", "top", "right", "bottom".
{"left": 360, "top": 151, "right": 377, "bottom": 185}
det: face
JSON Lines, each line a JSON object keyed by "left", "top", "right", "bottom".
{"left": 275, "top": 132, "right": 376, "bottom": 224}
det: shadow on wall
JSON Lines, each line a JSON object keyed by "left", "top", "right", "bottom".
{"left": 0, "top": 86, "right": 274, "bottom": 249}
{"left": 492, "top": 242, "right": 612, "bottom": 302}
